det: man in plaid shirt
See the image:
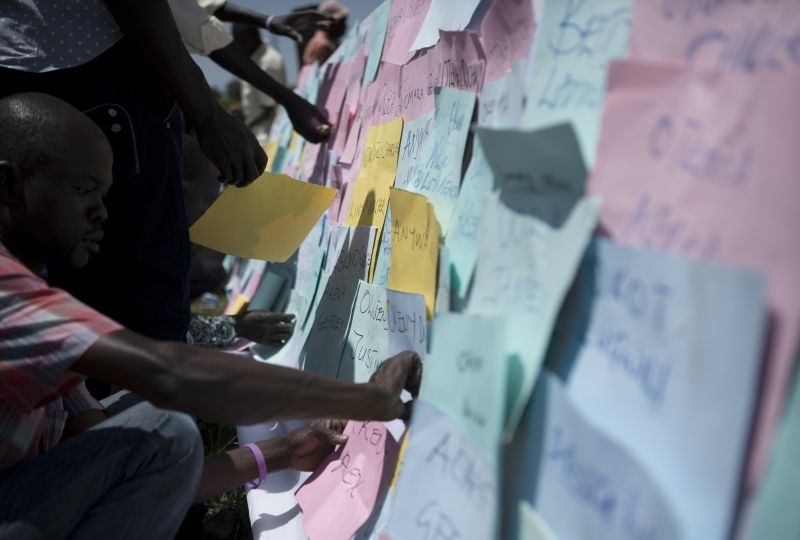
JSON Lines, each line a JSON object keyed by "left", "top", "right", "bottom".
{"left": 0, "top": 93, "right": 421, "bottom": 538}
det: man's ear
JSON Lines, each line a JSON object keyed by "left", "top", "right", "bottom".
{"left": 0, "top": 161, "right": 20, "bottom": 206}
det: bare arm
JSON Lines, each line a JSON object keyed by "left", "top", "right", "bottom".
{"left": 209, "top": 42, "right": 332, "bottom": 143}
{"left": 72, "top": 329, "right": 420, "bottom": 426}
{"left": 211, "top": 1, "right": 269, "bottom": 28}
{"left": 196, "top": 439, "right": 287, "bottom": 503}
{"left": 103, "top": 0, "right": 266, "bottom": 186}
{"left": 212, "top": 3, "right": 333, "bottom": 44}
{"left": 195, "top": 421, "right": 346, "bottom": 502}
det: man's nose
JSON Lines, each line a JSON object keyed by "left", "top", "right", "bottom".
{"left": 89, "top": 198, "right": 108, "bottom": 224}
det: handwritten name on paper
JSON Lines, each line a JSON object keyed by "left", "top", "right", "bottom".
{"left": 419, "top": 314, "right": 507, "bottom": 459}
{"left": 395, "top": 111, "right": 434, "bottom": 189}
{"left": 346, "top": 118, "right": 403, "bottom": 229}
{"left": 400, "top": 31, "right": 486, "bottom": 121}
{"left": 537, "top": 0, "right": 630, "bottom": 111}
{"left": 563, "top": 239, "right": 766, "bottom": 539}
{"left": 445, "top": 139, "right": 494, "bottom": 300}
{"left": 385, "top": 403, "right": 498, "bottom": 540}
{"left": 388, "top": 189, "right": 441, "bottom": 318}
{"left": 297, "top": 421, "right": 400, "bottom": 540}
{"left": 301, "top": 274, "right": 358, "bottom": 378}
{"left": 339, "top": 280, "right": 427, "bottom": 383}
{"left": 509, "top": 375, "right": 682, "bottom": 540}
{"left": 579, "top": 259, "right": 675, "bottom": 407}
{"left": 630, "top": 0, "right": 800, "bottom": 73}
{"left": 648, "top": 114, "right": 753, "bottom": 188}
{"left": 325, "top": 226, "right": 377, "bottom": 281}
{"left": 400, "top": 87, "right": 475, "bottom": 234}
{"left": 522, "top": 0, "right": 633, "bottom": 166}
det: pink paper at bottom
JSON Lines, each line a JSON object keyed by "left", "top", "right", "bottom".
{"left": 296, "top": 421, "right": 399, "bottom": 540}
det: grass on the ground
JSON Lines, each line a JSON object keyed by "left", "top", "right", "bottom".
{"left": 199, "top": 420, "right": 252, "bottom": 540}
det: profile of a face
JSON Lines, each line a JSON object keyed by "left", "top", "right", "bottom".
{"left": 0, "top": 94, "right": 114, "bottom": 270}
{"left": 19, "top": 123, "right": 113, "bottom": 269}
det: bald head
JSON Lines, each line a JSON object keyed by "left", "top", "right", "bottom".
{"left": 0, "top": 92, "right": 110, "bottom": 178}
{"left": 0, "top": 92, "right": 113, "bottom": 270}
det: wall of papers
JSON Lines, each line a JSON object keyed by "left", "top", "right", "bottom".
{"left": 205, "top": 1, "right": 800, "bottom": 538}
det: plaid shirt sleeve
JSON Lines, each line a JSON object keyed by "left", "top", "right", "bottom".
{"left": 0, "top": 250, "right": 122, "bottom": 413}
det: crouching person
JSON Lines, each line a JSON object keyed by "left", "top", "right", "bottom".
{"left": 0, "top": 93, "right": 421, "bottom": 539}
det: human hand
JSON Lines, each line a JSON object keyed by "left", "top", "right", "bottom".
{"left": 303, "top": 29, "right": 337, "bottom": 66}
{"left": 234, "top": 310, "right": 295, "bottom": 345}
{"left": 368, "top": 351, "right": 422, "bottom": 421}
{"left": 266, "top": 10, "right": 334, "bottom": 43}
{"left": 195, "top": 105, "right": 268, "bottom": 187}
{"left": 284, "top": 95, "right": 332, "bottom": 143}
{"left": 278, "top": 420, "right": 348, "bottom": 471}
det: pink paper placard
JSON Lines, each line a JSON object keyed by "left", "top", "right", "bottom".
{"left": 296, "top": 421, "right": 400, "bottom": 540}
{"left": 628, "top": 0, "right": 800, "bottom": 73}
{"left": 400, "top": 30, "right": 486, "bottom": 120}
{"left": 480, "top": 0, "right": 536, "bottom": 82}
{"left": 382, "top": 0, "right": 433, "bottom": 65}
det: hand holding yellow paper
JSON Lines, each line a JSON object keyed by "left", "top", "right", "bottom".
{"left": 189, "top": 172, "right": 336, "bottom": 262}
{"left": 388, "top": 188, "right": 440, "bottom": 318}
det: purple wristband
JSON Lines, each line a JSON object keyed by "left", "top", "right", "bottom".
{"left": 244, "top": 443, "right": 268, "bottom": 490}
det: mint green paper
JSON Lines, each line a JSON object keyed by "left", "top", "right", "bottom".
{"left": 338, "top": 280, "right": 427, "bottom": 383}
{"left": 746, "top": 362, "right": 800, "bottom": 540}
{"left": 400, "top": 87, "right": 475, "bottom": 233}
{"left": 520, "top": 0, "right": 633, "bottom": 166}
{"left": 467, "top": 193, "right": 601, "bottom": 439}
{"left": 362, "top": 0, "right": 391, "bottom": 85}
{"left": 445, "top": 137, "right": 494, "bottom": 300}
{"left": 394, "top": 111, "right": 435, "bottom": 190}
{"left": 299, "top": 272, "right": 358, "bottom": 378}
{"left": 419, "top": 313, "right": 508, "bottom": 460}
{"left": 478, "top": 59, "right": 526, "bottom": 128}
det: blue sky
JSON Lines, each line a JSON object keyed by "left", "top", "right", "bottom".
{"left": 192, "top": 0, "right": 378, "bottom": 90}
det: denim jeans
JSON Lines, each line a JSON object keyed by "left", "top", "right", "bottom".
{"left": 0, "top": 393, "right": 204, "bottom": 539}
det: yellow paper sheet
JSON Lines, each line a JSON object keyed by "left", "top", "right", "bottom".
{"left": 345, "top": 117, "right": 403, "bottom": 228}
{"left": 224, "top": 293, "right": 249, "bottom": 316}
{"left": 189, "top": 172, "right": 336, "bottom": 262}
{"left": 388, "top": 188, "right": 440, "bottom": 318}
{"left": 262, "top": 140, "right": 279, "bottom": 171}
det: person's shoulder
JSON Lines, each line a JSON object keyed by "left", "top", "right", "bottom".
{"left": 0, "top": 243, "right": 39, "bottom": 283}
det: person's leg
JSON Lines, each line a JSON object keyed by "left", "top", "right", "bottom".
{"left": 0, "top": 400, "right": 203, "bottom": 539}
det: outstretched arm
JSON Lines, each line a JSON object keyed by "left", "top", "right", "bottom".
{"left": 209, "top": 41, "right": 332, "bottom": 143}
{"left": 72, "top": 329, "right": 421, "bottom": 426}
{"left": 212, "top": 2, "right": 333, "bottom": 43}
{"left": 211, "top": 1, "right": 269, "bottom": 28}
